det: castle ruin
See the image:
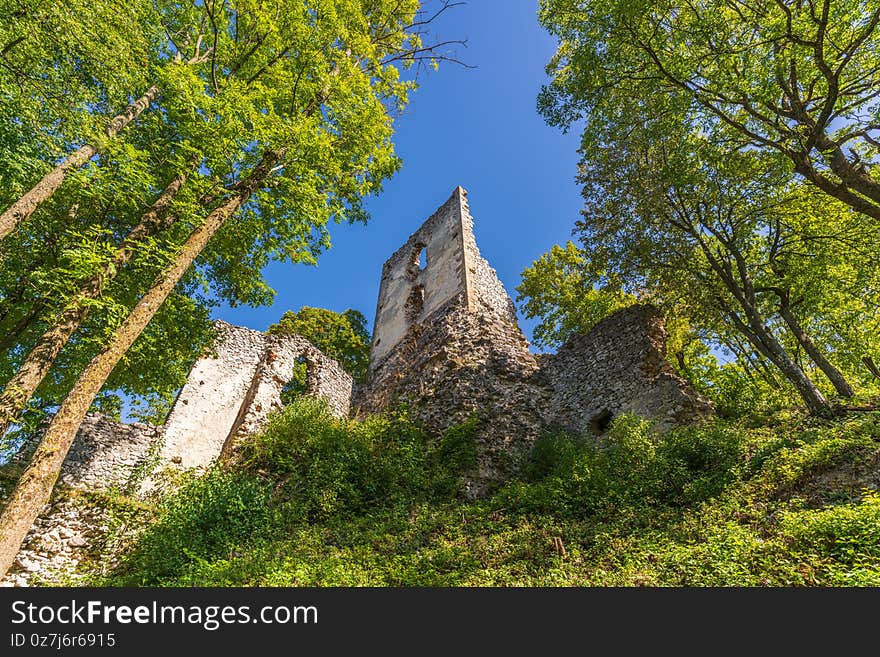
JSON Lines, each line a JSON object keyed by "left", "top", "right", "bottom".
{"left": 1, "top": 186, "right": 711, "bottom": 585}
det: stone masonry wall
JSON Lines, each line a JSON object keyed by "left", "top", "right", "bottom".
{"left": 539, "top": 305, "right": 714, "bottom": 435}
{"left": 158, "top": 322, "right": 266, "bottom": 471}
{"left": 1, "top": 415, "right": 160, "bottom": 586}
{"left": 355, "top": 294, "right": 548, "bottom": 496}
{"left": 221, "top": 332, "right": 353, "bottom": 457}
{"left": 370, "top": 187, "right": 473, "bottom": 367}
{"left": 356, "top": 189, "right": 713, "bottom": 494}
{"left": 357, "top": 187, "right": 547, "bottom": 494}
{"left": 2, "top": 324, "right": 352, "bottom": 586}
{"left": 160, "top": 321, "right": 352, "bottom": 472}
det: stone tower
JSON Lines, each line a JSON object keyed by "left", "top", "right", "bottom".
{"left": 356, "top": 187, "right": 547, "bottom": 494}
{"left": 355, "top": 186, "right": 713, "bottom": 494}
{"left": 368, "top": 186, "right": 521, "bottom": 367}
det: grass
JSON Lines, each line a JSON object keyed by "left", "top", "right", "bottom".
{"left": 89, "top": 397, "right": 880, "bottom": 587}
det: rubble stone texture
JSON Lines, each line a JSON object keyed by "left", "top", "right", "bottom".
{"left": 539, "top": 305, "right": 715, "bottom": 435}
{"left": 160, "top": 321, "right": 352, "bottom": 471}
{"left": 1, "top": 185, "right": 711, "bottom": 585}
{"left": 1, "top": 415, "right": 158, "bottom": 587}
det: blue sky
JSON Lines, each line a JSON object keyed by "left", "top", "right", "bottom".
{"left": 212, "top": 2, "right": 584, "bottom": 349}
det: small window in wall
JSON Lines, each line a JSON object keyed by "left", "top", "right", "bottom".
{"left": 589, "top": 409, "right": 614, "bottom": 435}
{"left": 405, "top": 284, "right": 425, "bottom": 321}
{"left": 407, "top": 243, "right": 428, "bottom": 280}
{"left": 281, "top": 355, "right": 311, "bottom": 405}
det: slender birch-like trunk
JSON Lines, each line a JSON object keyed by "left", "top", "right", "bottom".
{"left": 0, "top": 150, "right": 282, "bottom": 579}
{"left": 0, "top": 167, "right": 191, "bottom": 436}
{"left": 0, "top": 85, "right": 159, "bottom": 240}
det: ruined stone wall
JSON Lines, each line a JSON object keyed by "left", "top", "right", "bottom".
{"left": 159, "top": 322, "right": 266, "bottom": 471}
{"left": 2, "top": 324, "right": 352, "bottom": 586}
{"left": 5, "top": 414, "right": 159, "bottom": 493}
{"left": 539, "top": 305, "right": 714, "bottom": 435}
{"left": 222, "top": 332, "right": 353, "bottom": 456}
{"left": 370, "top": 188, "right": 472, "bottom": 367}
{"left": 1, "top": 415, "right": 160, "bottom": 587}
{"left": 358, "top": 187, "right": 546, "bottom": 494}
{"left": 357, "top": 190, "right": 713, "bottom": 494}
{"left": 355, "top": 295, "right": 548, "bottom": 495}
{"left": 160, "top": 321, "right": 352, "bottom": 471}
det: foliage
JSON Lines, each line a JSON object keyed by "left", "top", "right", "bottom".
{"left": 0, "top": 0, "right": 454, "bottom": 428}
{"left": 516, "top": 242, "right": 635, "bottom": 349}
{"left": 506, "top": 414, "right": 744, "bottom": 516}
{"left": 92, "top": 401, "right": 880, "bottom": 587}
{"left": 107, "top": 470, "right": 278, "bottom": 586}
{"left": 102, "top": 397, "right": 479, "bottom": 585}
{"left": 531, "top": 0, "right": 880, "bottom": 415}
{"left": 538, "top": 0, "right": 880, "bottom": 221}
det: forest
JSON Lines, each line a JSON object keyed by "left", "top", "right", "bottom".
{"left": 0, "top": 0, "right": 879, "bottom": 586}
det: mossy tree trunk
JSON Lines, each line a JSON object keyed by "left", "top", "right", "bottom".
{"left": 0, "top": 167, "right": 192, "bottom": 437}
{"left": 0, "top": 150, "right": 281, "bottom": 579}
{"left": 0, "top": 85, "right": 159, "bottom": 240}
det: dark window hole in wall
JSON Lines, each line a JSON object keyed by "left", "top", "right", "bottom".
{"left": 590, "top": 409, "right": 614, "bottom": 435}
{"left": 406, "top": 243, "right": 427, "bottom": 280}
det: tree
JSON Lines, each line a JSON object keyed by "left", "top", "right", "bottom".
{"left": 0, "top": 168, "right": 192, "bottom": 436}
{"left": 0, "top": 0, "right": 458, "bottom": 580}
{"left": 548, "top": 117, "right": 855, "bottom": 413}
{"left": 0, "top": 0, "right": 162, "bottom": 239}
{"left": 539, "top": 0, "right": 880, "bottom": 221}
{"left": 269, "top": 307, "right": 371, "bottom": 384}
{"left": 516, "top": 242, "right": 635, "bottom": 350}
{"left": 0, "top": 87, "right": 160, "bottom": 240}
{"left": 0, "top": 0, "right": 464, "bottom": 431}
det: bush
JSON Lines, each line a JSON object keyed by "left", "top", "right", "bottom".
{"left": 504, "top": 414, "right": 745, "bottom": 517}
{"left": 97, "top": 402, "right": 880, "bottom": 587}
{"left": 111, "top": 470, "right": 276, "bottom": 585}
{"left": 102, "top": 399, "right": 482, "bottom": 585}
{"left": 236, "top": 397, "right": 478, "bottom": 519}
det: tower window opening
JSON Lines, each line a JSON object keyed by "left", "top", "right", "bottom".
{"left": 406, "top": 243, "right": 428, "bottom": 281}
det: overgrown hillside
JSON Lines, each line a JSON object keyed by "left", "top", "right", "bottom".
{"left": 87, "top": 397, "right": 880, "bottom": 586}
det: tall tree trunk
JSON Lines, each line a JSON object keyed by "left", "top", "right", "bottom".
{"left": 0, "top": 85, "right": 159, "bottom": 240}
{"left": 863, "top": 356, "right": 880, "bottom": 381}
{"left": 0, "top": 150, "right": 282, "bottom": 579}
{"left": 724, "top": 306, "right": 831, "bottom": 415}
{"left": 0, "top": 168, "right": 190, "bottom": 437}
{"left": 776, "top": 294, "right": 854, "bottom": 398}
{"left": 695, "top": 233, "right": 832, "bottom": 415}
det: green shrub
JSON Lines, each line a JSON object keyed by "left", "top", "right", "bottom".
{"left": 655, "top": 422, "right": 745, "bottom": 504}
{"left": 430, "top": 416, "right": 479, "bottom": 496}
{"left": 781, "top": 492, "right": 880, "bottom": 568}
{"left": 97, "top": 403, "right": 880, "bottom": 587}
{"left": 236, "top": 397, "right": 477, "bottom": 519}
{"left": 506, "top": 414, "right": 745, "bottom": 517}
{"left": 111, "top": 470, "right": 276, "bottom": 585}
